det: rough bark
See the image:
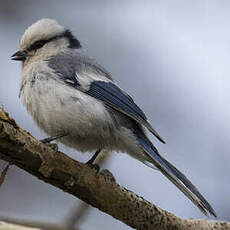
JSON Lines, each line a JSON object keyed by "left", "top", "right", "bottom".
{"left": 0, "top": 108, "right": 229, "bottom": 230}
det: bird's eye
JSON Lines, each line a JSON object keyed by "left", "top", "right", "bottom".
{"left": 29, "top": 40, "right": 47, "bottom": 51}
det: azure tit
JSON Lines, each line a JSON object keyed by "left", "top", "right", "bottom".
{"left": 12, "top": 19, "right": 216, "bottom": 217}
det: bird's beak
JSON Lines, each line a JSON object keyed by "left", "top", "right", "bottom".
{"left": 11, "top": 50, "right": 27, "bottom": 61}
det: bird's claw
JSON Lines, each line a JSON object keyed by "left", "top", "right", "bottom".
{"left": 46, "top": 143, "right": 59, "bottom": 151}
{"left": 40, "top": 133, "right": 67, "bottom": 143}
{"left": 40, "top": 133, "right": 67, "bottom": 151}
{"left": 86, "top": 162, "right": 100, "bottom": 173}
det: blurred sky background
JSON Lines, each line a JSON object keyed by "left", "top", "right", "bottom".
{"left": 0, "top": 0, "right": 230, "bottom": 229}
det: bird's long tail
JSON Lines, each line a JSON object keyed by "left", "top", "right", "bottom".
{"left": 135, "top": 133, "right": 216, "bottom": 217}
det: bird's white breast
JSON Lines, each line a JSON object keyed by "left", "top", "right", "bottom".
{"left": 20, "top": 62, "right": 119, "bottom": 152}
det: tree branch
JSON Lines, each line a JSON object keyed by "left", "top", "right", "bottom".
{"left": 0, "top": 107, "right": 229, "bottom": 230}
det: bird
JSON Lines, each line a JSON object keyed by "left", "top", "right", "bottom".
{"left": 11, "top": 18, "right": 216, "bottom": 217}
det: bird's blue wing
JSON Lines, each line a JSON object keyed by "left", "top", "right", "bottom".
{"left": 88, "top": 81, "right": 146, "bottom": 120}
{"left": 85, "top": 80, "right": 165, "bottom": 143}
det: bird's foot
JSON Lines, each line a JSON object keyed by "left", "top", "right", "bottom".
{"left": 46, "top": 143, "right": 59, "bottom": 151}
{"left": 41, "top": 140, "right": 59, "bottom": 151}
{"left": 86, "top": 162, "right": 100, "bottom": 173}
{"left": 86, "top": 149, "right": 101, "bottom": 165}
{"left": 85, "top": 149, "right": 102, "bottom": 173}
{"left": 41, "top": 133, "right": 67, "bottom": 143}
{"left": 40, "top": 133, "right": 67, "bottom": 151}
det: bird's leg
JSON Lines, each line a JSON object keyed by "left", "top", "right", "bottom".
{"left": 41, "top": 133, "right": 67, "bottom": 143}
{"left": 40, "top": 133, "right": 67, "bottom": 151}
{"left": 86, "top": 149, "right": 101, "bottom": 164}
{"left": 86, "top": 149, "right": 101, "bottom": 172}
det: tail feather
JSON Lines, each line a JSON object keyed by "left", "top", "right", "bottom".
{"left": 136, "top": 135, "right": 217, "bottom": 217}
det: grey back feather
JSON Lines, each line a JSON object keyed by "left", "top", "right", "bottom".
{"left": 47, "top": 50, "right": 113, "bottom": 84}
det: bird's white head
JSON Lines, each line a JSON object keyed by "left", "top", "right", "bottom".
{"left": 11, "top": 18, "right": 81, "bottom": 63}
{"left": 20, "top": 18, "right": 65, "bottom": 51}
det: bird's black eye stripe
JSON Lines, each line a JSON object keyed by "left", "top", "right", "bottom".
{"left": 28, "top": 36, "right": 61, "bottom": 52}
{"left": 29, "top": 40, "right": 47, "bottom": 51}
{"left": 27, "top": 29, "right": 81, "bottom": 52}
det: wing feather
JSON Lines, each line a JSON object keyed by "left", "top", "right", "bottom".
{"left": 84, "top": 80, "right": 165, "bottom": 143}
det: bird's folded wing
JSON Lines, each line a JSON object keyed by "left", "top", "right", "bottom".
{"left": 80, "top": 80, "right": 165, "bottom": 143}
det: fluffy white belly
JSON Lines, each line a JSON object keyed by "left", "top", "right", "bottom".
{"left": 21, "top": 77, "right": 118, "bottom": 152}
